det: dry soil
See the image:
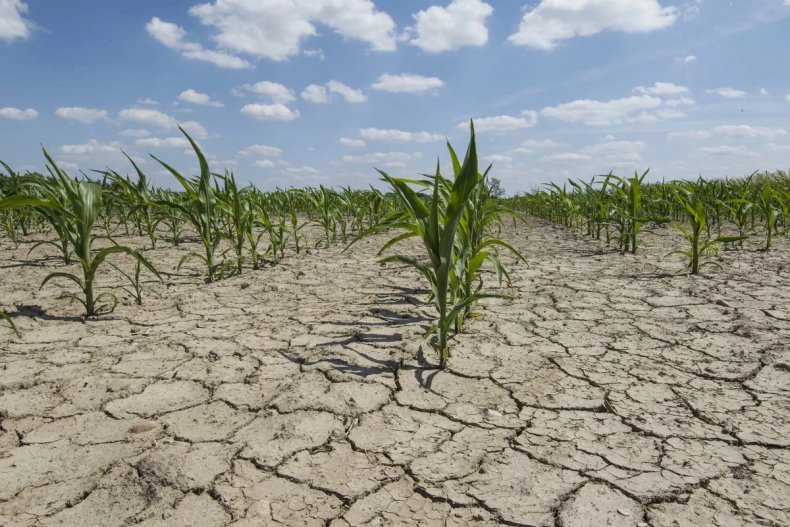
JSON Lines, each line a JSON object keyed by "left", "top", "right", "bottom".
{"left": 1, "top": 220, "right": 789, "bottom": 526}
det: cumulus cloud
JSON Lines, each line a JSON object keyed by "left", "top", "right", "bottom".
{"left": 699, "top": 145, "right": 758, "bottom": 158}
{"left": 178, "top": 89, "right": 224, "bottom": 107}
{"left": 301, "top": 84, "right": 328, "bottom": 104}
{"left": 409, "top": 0, "right": 493, "bottom": 53}
{"left": 543, "top": 153, "right": 592, "bottom": 162}
{"left": 241, "top": 103, "right": 300, "bottom": 121}
{"left": 360, "top": 128, "right": 442, "bottom": 143}
{"left": 705, "top": 87, "right": 747, "bottom": 98}
{"left": 120, "top": 128, "right": 151, "bottom": 138}
{"left": 326, "top": 81, "right": 366, "bottom": 103}
{"left": 145, "top": 17, "right": 251, "bottom": 69}
{"left": 54, "top": 107, "right": 109, "bottom": 124}
{"left": 340, "top": 137, "right": 365, "bottom": 147}
{"left": 0, "top": 0, "right": 33, "bottom": 42}
{"left": 460, "top": 112, "right": 538, "bottom": 133}
{"left": 712, "top": 125, "right": 786, "bottom": 139}
{"left": 255, "top": 159, "right": 275, "bottom": 168}
{"left": 303, "top": 81, "right": 366, "bottom": 103}
{"left": 186, "top": 0, "right": 397, "bottom": 62}
{"left": 0, "top": 106, "right": 38, "bottom": 120}
{"left": 238, "top": 144, "right": 282, "bottom": 157}
{"left": 136, "top": 137, "right": 191, "bottom": 149}
{"left": 540, "top": 95, "right": 663, "bottom": 126}
{"left": 117, "top": 107, "right": 208, "bottom": 138}
{"left": 508, "top": 0, "right": 677, "bottom": 50}
{"left": 235, "top": 81, "right": 296, "bottom": 103}
{"left": 58, "top": 139, "right": 123, "bottom": 156}
{"left": 371, "top": 73, "right": 444, "bottom": 94}
{"left": 633, "top": 82, "right": 689, "bottom": 96}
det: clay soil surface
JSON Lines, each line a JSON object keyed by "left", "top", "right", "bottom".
{"left": 1, "top": 220, "right": 789, "bottom": 527}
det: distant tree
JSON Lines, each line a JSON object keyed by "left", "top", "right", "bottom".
{"left": 488, "top": 177, "right": 505, "bottom": 198}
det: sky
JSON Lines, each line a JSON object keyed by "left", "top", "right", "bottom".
{"left": 1, "top": 0, "right": 789, "bottom": 194}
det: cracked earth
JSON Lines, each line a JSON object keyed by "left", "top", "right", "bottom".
{"left": 1, "top": 220, "right": 789, "bottom": 526}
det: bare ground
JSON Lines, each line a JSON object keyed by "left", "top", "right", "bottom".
{"left": 1, "top": 220, "right": 789, "bottom": 527}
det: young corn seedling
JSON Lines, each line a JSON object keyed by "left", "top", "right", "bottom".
{"left": 109, "top": 256, "right": 162, "bottom": 306}
{"left": 153, "top": 127, "right": 224, "bottom": 283}
{"left": 667, "top": 180, "right": 745, "bottom": 275}
{"left": 446, "top": 144, "right": 527, "bottom": 332}
{"left": 0, "top": 151, "right": 160, "bottom": 316}
{"left": 1, "top": 310, "right": 20, "bottom": 337}
{"left": 99, "top": 154, "right": 161, "bottom": 249}
{"left": 352, "top": 122, "right": 489, "bottom": 368}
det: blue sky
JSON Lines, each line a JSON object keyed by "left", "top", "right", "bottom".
{"left": 1, "top": 0, "right": 789, "bottom": 193}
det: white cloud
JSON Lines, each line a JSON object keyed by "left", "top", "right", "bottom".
{"left": 664, "top": 97, "right": 695, "bottom": 107}
{"left": 326, "top": 81, "right": 366, "bottom": 103}
{"left": 120, "top": 128, "right": 151, "bottom": 138}
{"left": 540, "top": 95, "right": 662, "bottom": 126}
{"left": 303, "top": 81, "right": 366, "bottom": 103}
{"left": 360, "top": 128, "right": 442, "bottom": 143}
{"left": 301, "top": 84, "right": 328, "bottom": 104}
{"left": 54, "top": 106, "right": 109, "bottom": 124}
{"left": 255, "top": 159, "right": 275, "bottom": 168}
{"left": 136, "top": 137, "right": 191, "bottom": 149}
{"left": 285, "top": 166, "right": 319, "bottom": 175}
{"left": 667, "top": 130, "right": 711, "bottom": 140}
{"left": 508, "top": 0, "right": 677, "bottom": 50}
{"left": 371, "top": 73, "right": 444, "bottom": 94}
{"left": 118, "top": 108, "right": 208, "bottom": 138}
{"left": 58, "top": 139, "right": 123, "bottom": 156}
{"left": 765, "top": 143, "right": 790, "bottom": 152}
{"left": 187, "top": 0, "right": 397, "bottom": 62}
{"left": 785, "top": 94, "right": 790, "bottom": 102}
{"left": 0, "top": 106, "right": 37, "bottom": 120}
{"left": 628, "top": 107, "right": 686, "bottom": 123}
{"left": 0, "top": 0, "right": 33, "bottom": 42}
{"left": 633, "top": 82, "right": 689, "bottom": 96}
{"left": 705, "top": 87, "right": 747, "bottom": 98}
{"left": 462, "top": 112, "right": 538, "bottom": 133}
{"left": 236, "top": 81, "right": 296, "bottom": 103}
{"left": 145, "top": 17, "right": 251, "bottom": 69}
{"left": 712, "top": 125, "right": 787, "bottom": 139}
{"left": 678, "top": 54, "right": 696, "bottom": 64}
{"left": 543, "top": 153, "right": 592, "bottom": 162}
{"left": 241, "top": 103, "right": 300, "bottom": 121}
{"left": 699, "top": 145, "right": 758, "bottom": 158}
{"left": 137, "top": 98, "right": 159, "bottom": 106}
{"left": 340, "top": 137, "right": 365, "bottom": 147}
{"left": 303, "top": 48, "right": 325, "bottom": 60}
{"left": 178, "top": 89, "right": 224, "bottom": 107}
{"left": 409, "top": 0, "right": 493, "bottom": 53}
{"left": 759, "top": 87, "right": 769, "bottom": 95}
{"left": 238, "top": 144, "right": 282, "bottom": 157}
{"left": 481, "top": 154, "right": 512, "bottom": 163}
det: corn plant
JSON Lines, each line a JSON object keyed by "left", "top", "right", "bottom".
{"left": 99, "top": 154, "right": 160, "bottom": 248}
{"left": 1, "top": 310, "right": 20, "bottom": 337}
{"left": 109, "top": 256, "right": 161, "bottom": 305}
{"left": 446, "top": 145, "right": 527, "bottom": 331}
{"left": 353, "top": 123, "right": 499, "bottom": 367}
{"left": 0, "top": 150, "right": 160, "bottom": 316}
{"left": 667, "top": 180, "right": 745, "bottom": 275}
{"left": 153, "top": 127, "right": 223, "bottom": 283}
{"left": 754, "top": 178, "right": 781, "bottom": 251}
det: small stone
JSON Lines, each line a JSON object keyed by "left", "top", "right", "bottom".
{"left": 128, "top": 421, "right": 158, "bottom": 434}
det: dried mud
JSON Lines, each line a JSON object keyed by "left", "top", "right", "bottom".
{"left": 1, "top": 220, "right": 789, "bottom": 527}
